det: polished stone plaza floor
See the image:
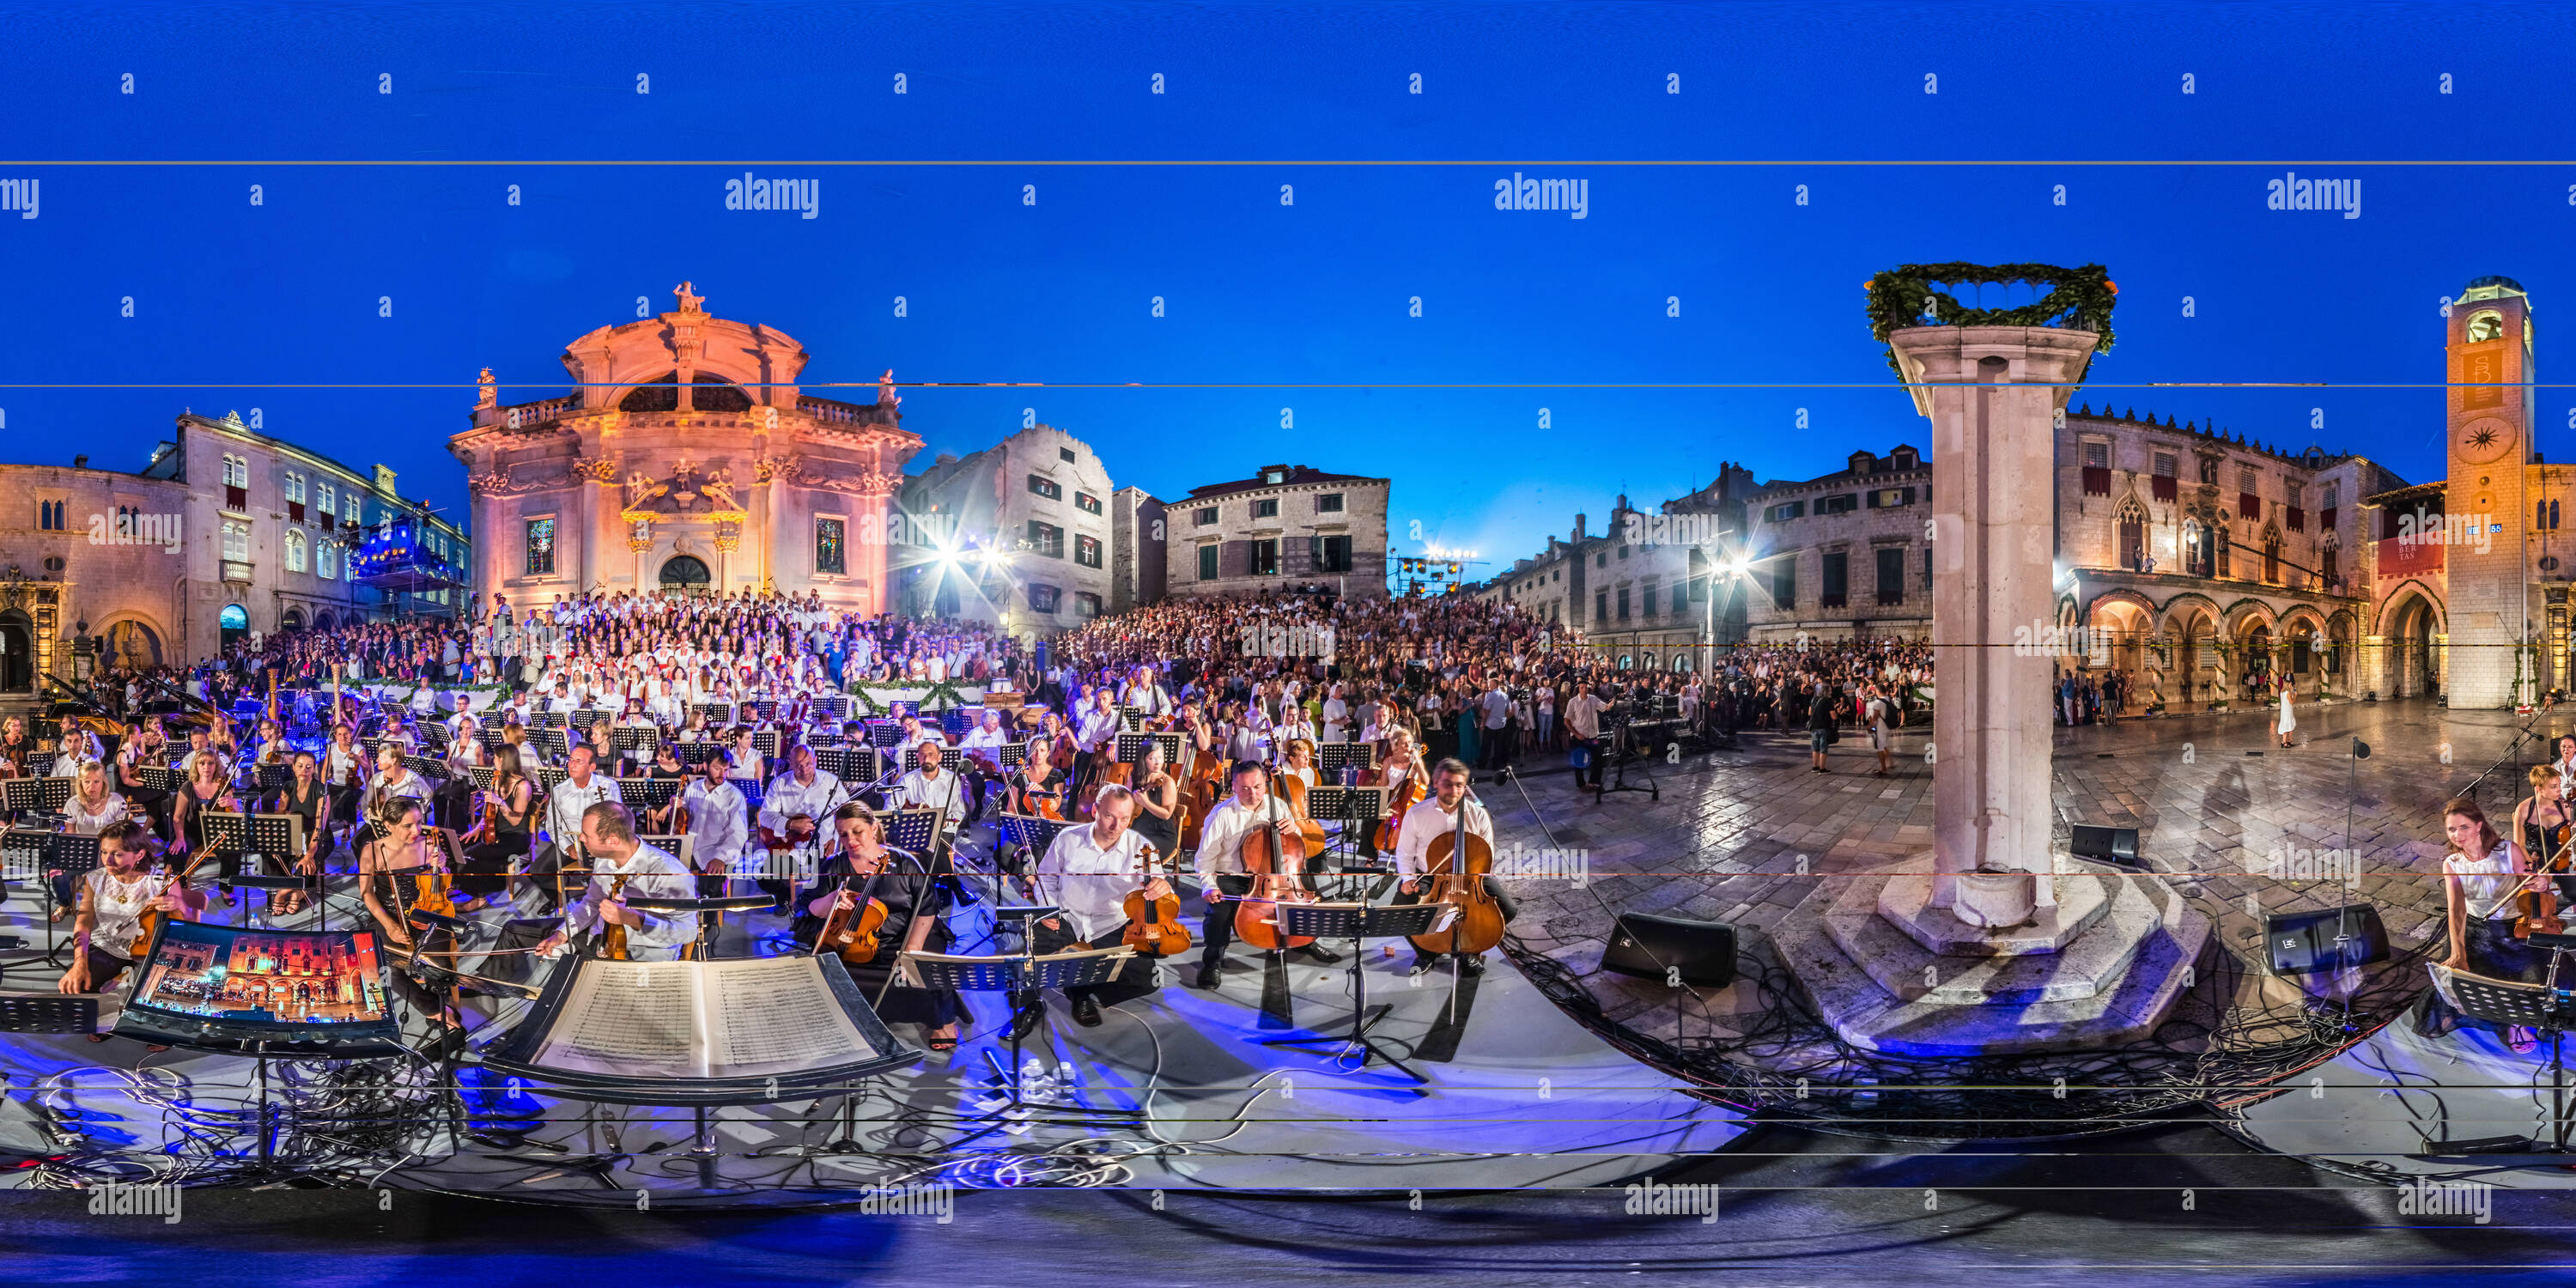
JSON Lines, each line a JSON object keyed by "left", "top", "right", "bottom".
{"left": 1493, "top": 698, "right": 2540, "bottom": 1102}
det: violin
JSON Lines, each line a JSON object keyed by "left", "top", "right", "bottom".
{"left": 761, "top": 813, "right": 819, "bottom": 854}
{"left": 599, "top": 871, "right": 634, "bottom": 960}
{"left": 1407, "top": 792, "right": 1504, "bottom": 958}
{"left": 813, "top": 860, "right": 892, "bottom": 965}
{"left": 409, "top": 826, "right": 461, "bottom": 921}
{"left": 1121, "top": 841, "right": 1194, "bottom": 957}
{"left": 130, "top": 847, "right": 213, "bottom": 959}
{"left": 1375, "top": 748, "right": 1428, "bottom": 854}
{"left": 1232, "top": 791, "right": 1318, "bottom": 951}
{"left": 2518, "top": 820, "right": 2572, "bottom": 940}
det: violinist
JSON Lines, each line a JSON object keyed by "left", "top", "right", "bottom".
{"left": 322, "top": 721, "right": 368, "bottom": 826}
{"left": 1028, "top": 786, "right": 1166, "bottom": 1029}
{"left": 2435, "top": 794, "right": 2559, "bottom": 1053}
{"left": 457, "top": 743, "right": 535, "bottom": 914}
{"left": 793, "top": 802, "right": 962, "bottom": 1048}
{"left": 957, "top": 708, "right": 1012, "bottom": 821}
{"left": 641, "top": 741, "right": 690, "bottom": 834}
{"left": 1364, "top": 728, "right": 1429, "bottom": 862}
{"left": 56, "top": 823, "right": 202, "bottom": 1018}
{"left": 2520, "top": 762, "right": 2576, "bottom": 909}
{"left": 1389, "top": 757, "right": 1514, "bottom": 976}
{"left": 0, "top": 715, "right": 31, "bottom": 778}
{"left": 1009, "top": 737, "right": 1069, "bottom": 823}
{"left": 170, "top": 750, "right": 244, "bottom": 903}
{"left": 1127, "top": 741, "right": 1182, "bottom": 861}
{"left": 355, "top": 799, "right": 464, "bottom": 1029}
{"left": 530, "top": 743, "right": 616, "bottom": 914}
{"left": 759, "top": 743, "right": 849, "bottom": 913}
{"left": 536, "top": 802, "right": 701, "bottom": 961}
{"left": 264, "top": 750, "right": 333, "bottom": 916}
{"left": 1188, "top": 759, "right": 1340, "bottom": 991}
{"left": 49, "top": 762, "right": 138, "bottom": 923}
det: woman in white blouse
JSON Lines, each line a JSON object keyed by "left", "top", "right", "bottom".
{"left": 2439, "top": 795, "right": 2559, "bottom": 1051}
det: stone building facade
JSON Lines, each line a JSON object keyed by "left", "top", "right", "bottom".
{"left": 897, "top": 424, "right": 1121, "bottom": 632}
{"left": 0, "top": 409, "right": 469, "bottom": 708}
{"left": 1165, "top": 464, "right": 1389, "bottom": 599}
{"left": 451, "top": 283, "right": 919, "bottom": 615}
{"left": 1738, "top": 447, "right": 1935, "bottom": 647}
{"left": 1481, "top": 465, "right": 1755, "bottom": 672}
{"left": 1109, "top": 485, "right": 1168, "bottom": 614}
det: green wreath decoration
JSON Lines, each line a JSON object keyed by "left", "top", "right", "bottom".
{"left": 1863, "top": 262, "right": 2117, "bottom": 380}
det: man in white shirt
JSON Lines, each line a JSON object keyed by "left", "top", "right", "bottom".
{"left": 1189, "top": 759, "right": 1339, "bottom": 990}
{"left": 1073, "top": 690, "right": 1122, "bottom": 788}
{"left": 958, "top": 710, "right": 1012, "bottom": 820}
{"left": 531, "top": 743, "right": 617, "bottom": 914}
{"left": 1030, "top": 786, "right": 1168, "bottom": 1027}
{"left": 1391, "top": 757, "right": 1514, "bottom": 975}
{"left": 762, "top": 743, "right": 850, "bottom": 852}
{"left": 683, "top": 746, "right": 751, "bottom": 896}
{"left": 892, "top": 741, "right": 969, "bottom": 832}
{"left": 537, "top": 802, "right": 701, "bottom": 962}
{"left": 1564, "top": 683, "right": 1609, "bottom": 790}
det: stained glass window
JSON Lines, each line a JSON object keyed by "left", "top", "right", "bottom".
{"left": 817, "top": 517, "right": 846, "bottom": 574}
{"left": 526, "top": 517, "right": 556, "bottom": 576}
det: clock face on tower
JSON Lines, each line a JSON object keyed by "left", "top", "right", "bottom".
{"left": 2455, "top": 416, "right": 2517, "bottom": 465}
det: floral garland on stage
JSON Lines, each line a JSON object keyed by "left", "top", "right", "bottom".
{"left": 847, "top": 678, "right": 975, "bottom": 717}
{"left": 1863, "top": 261, "right": 2118, "bottom": 380}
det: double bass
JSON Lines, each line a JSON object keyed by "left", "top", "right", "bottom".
{"left": 1406, "top": 791, "right": 1505, "bottom": 958}
{"left": 1231, "top": 793, "right": 1318, "bottom": 952}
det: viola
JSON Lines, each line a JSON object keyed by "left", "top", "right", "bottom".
{"left": 813, "top": 860, "right": 892, "bottom": 965}
{"left": 1231, "top": 792, "right": 1318, "bottom": 951}
{"left": 1407, "top": 793, "right": 1504, "bottom": 958}
{"left": 599, "top": 870, "right": 634, "bottom": 961}
{"left": 410, "top": 826, "right": 460, "bottom": 921}
{"left": 1121, "top": 841, "right": 1194, "bottom": 957}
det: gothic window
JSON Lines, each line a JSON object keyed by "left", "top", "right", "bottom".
{"left": 2117, "top": 500, "right": 2148, "bottom": 570}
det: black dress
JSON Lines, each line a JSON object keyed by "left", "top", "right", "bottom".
{"left": 460, "top": 776, "right": 532, "bottom": 899}
{"left": 790, "top": 848, "right": 965, "bottom": 1027}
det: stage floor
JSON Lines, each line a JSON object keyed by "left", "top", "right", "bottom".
{"left": 0, "top": 849, "right": 1743, "bottom": 1203}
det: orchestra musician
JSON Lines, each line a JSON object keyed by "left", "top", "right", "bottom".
{"left": 1188, "top": 759, "right": 1340, "bottom": 991}
{"left": 536, "top": 802, "right": 702, "bottom": 962}
{"left": 47, "top": 761, "right": 137, "bottom": 922}
{"left": 891, "top": 740, "right": 971, "bottom": 832}
{"left": 957, "top": 709, "right": 1012, "bottom": 820}
{"left": 759, "top": 742, "right": 850, "bottom": 914}
{"left": 168, "top": 751, "right": 244, "bottom": 903}
{"left": 641, "top": 741, "right": 691, "bottom": 834}
{"left": 55, "top": 822, "right": 203, "bottom": 1025}
{"left": 0, "top": 715, "right": 32, "bottom": 778}
{"left": 2514, "top": 762, "right": 2576, "bottom": 908}
{"left": 355, "top": 798, "right": 465, "bottom": 1029}
{"left": 361, "top": 744, "right": 431, "bottom": 837}
{"left": 1389, "top": 756, "right": 1516, "bottom": 976}
{"left": 683, "top": 745, "right": 751, "bottom": 898}
{"left": 1073, "top": 688, "right": 1122, "bottom": 798}
{"left": 458, "top": 743, "right": 536, "bottom": 914}
{"left": 1126, "top": 741, "right": 1182, "bottom": 860}
{"left": 529, "top": 743, "right": 616, "bottom": 914}
{"left": 263, "top": 750, "right": 333, "bottom": 916}
{"left": 793, "top": 802, "right": 963, "bottom": 1049}
{"left": 2433, "top": 794, "right": 2562, "bottom": 1052}
{"left": 1026, "top": 785, "right": 1166, "bottom": 1030}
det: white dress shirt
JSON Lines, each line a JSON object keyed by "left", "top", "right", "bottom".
{"left": 1393, "top": 795, "right": 1494, "bottom": 879}
{"left": 760, "top": 769, "right": 849, "bottom": 834}
{"left": 565, "top": 842, "right": 701, "bottom": 959}
{"left": 893, "top": 766, "right": 969, "bottom": 827}
{"left": 1036, "top": 820, "right": 1156, "bottom": 941}
{"left": 1076, "top": 706, "right": 1122, "bottom": 755}
{"left": 542, "top": 771, "right": 617, "bottom": 848}
{"left": 1193, "top": 794, "right": 1302, "bottom": 884}
{"left": 683, "top": 778, "right": 750, "bottom": 872}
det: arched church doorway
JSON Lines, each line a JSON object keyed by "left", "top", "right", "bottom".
{"left": 659, "top": 556, "right": 712, "bottom": 592}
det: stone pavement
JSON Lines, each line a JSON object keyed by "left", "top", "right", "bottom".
{"left": 1489, "top": 698, "right": 2543, "bottom": 1087}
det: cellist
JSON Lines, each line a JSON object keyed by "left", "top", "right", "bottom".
{"left": 1389, "top": 757, "right": 1516, "bottom": 977}
{"left": 1187, "top": 760, "right": 1341, "bottom": 991}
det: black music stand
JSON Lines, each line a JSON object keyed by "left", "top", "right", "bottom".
{"left": 884, "top": 807, "right": 945, "bottom": 857}
{"left": 530, "top": 728, "right": 571, "bottom": 763}
{"left": 994, "top": 812, "right": 1074, "bottom": 883}
{"left": 8, "top": 829, "right": 102, "bottom": 968}
{"left": 256, "top": 762, "right": 294, "bottom": 796}
{"left": 696, "top": 702, "right": 735, "bottom": 726}
{"left": 612, "top": 726, "right": 660, "bottom": 766}
{"left": 903, "top": 927, "right": 1144, "bottom": 1140}
{"left": 1258, "top": 901, "right": 1443, "bottom": 1089}
{"left": 568, "top": 708, "right": 603, "bottom": 731}
{"left": 1305, "top": 785, "right": 1387, "bottom": 871}
{"left": 673, "top": 740, "right": 718, "bottom": 768}
{"left": 867, "top": 721, "right": 902, "bottom": 750}
{"left": 753, "top": 728, "right": 781, "bottom": 759}
{"left": 1315, "top": 742, "right": 1371, "bottom": 782}
{"left": 2, "top": 777, "right": 55, "bottom": 817}
{"left": 617, "top": 776, "right": 683, "bottom": 815}
{"left": 2417, "top": 946, "right": 2576, "bottom": 1158}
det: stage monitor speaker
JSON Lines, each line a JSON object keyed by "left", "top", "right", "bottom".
{"left": 1600, "top": 913, "right": 1735, "bottom": 988}
{"left": 2264, "top": 903, "right": 2390, "bottom": 975}
{"left": 2070, "top": 824, "right": 2142, "bottom": 867}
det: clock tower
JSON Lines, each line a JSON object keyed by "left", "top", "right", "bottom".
{"left": 2441, "top": 276, "right": 2538, "bottom": 708}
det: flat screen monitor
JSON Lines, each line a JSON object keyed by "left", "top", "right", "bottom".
{"left": 112, "top": 920, "right": 405, "bottom": 1056}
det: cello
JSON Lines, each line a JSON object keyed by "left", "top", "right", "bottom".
{"left": 1406, "top": 788, "right": 1504, "bottom": 958}
{"left": 1231, "top": 791, "right": 1318, "bottom": 952}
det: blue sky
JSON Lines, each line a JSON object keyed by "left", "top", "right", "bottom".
{"left": 7, "top": 2, "right": 2575, "bottom": 578}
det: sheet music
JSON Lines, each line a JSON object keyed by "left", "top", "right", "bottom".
{"left": 697, "top": 957, "right": 878, "bottom": 1078}
{"left": 532, "top": 961, "right": 703, "bottom": 1078}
